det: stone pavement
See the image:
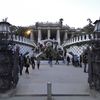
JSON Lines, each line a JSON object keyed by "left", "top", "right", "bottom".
{"left": 15, "top": 62, "right": 89, "bottom": 96}
{"left": 0, "top": 61, "right": 100, "bottom": 100}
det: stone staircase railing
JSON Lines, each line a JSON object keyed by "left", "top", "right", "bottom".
{"left": 7, "top": 34, "right": 36, "bottom": 47}
{"left": 62, "top": 33, "right": 97, "bottom": 48}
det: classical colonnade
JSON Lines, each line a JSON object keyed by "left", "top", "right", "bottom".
{"left": 30, "top": 27, "right": 68, "bottom": 45}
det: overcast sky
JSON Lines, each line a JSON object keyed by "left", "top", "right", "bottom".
{"left": 0, "top": 0, "right": 100, "bottom": 28}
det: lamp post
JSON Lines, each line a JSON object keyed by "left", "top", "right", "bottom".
{"left": 88, "top": 19, "right": 100, "bottom": 90}
{"left": 94, "top": 19, "right": 100, "bottom": 39}
{"left": 0, "top": 20, "right": 20, "bottom": 92}
{"left": 94, "top": 19, "right": 100, "bottom": 32}
{"left": 25, "top": 29, "right": 31, "bottom": 37}
{"left": 25, "top": 29, "right": 32, "bottom": 39}
{"left": 0, "top": 21, "right": 12, "bottom": 47}
{"left": 26, "top": 30, "right": 31, "bottom": 36}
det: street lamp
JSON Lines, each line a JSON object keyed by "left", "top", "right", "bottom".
{"left": 94, "top": 19, "right": 100, "bottom": 39}
{"left": 26, "top": 30, "right": 32, "bottom": 36}
{"left": 25, "top": 29, "right": 32, "bottom": 39}
{"left": 94, "top": 19, "right": 100, "bottom": 32}
{"left": 87, "top": 18, "right": 100, "bottom": 90}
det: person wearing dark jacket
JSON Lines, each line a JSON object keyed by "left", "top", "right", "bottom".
{"left": 25, "top": 56, "right": 30, "bottom": 74}
{"left": 37, "top": 57, "right": 40, "bottom": 69}
{"left": 19, "top": 54, "right": 24, "bottom": 75}
{"left": 31, "top": 56, "right": 35, "bottom": 69}
{"left": 83, "top": 54, "right": 88, "bottom": 72}
{"left": 67, "top": 56, "right": 70, "bottom": 65}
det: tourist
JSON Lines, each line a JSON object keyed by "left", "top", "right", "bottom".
{"left": 55, "top": 52, "right": 59, "bottom": 64}
{"left": 83, "top": 54, "right": 88, "bottom": 72}
{"left": 37, "top": 57, "right": 40, "bottom": 69}
{"left": 73, "top": 55, "right": 79, "bottom": 67}
{"left": 67, "top": 56, "right": 70, "bottom": 65}
{"left": 19, "top": 54, "right": 24, "bottom": 75}
{"left": 79, "top": 55, "right": 82, "bottom": 67}
{"left": 31, "top": 55, "right": 35, "bottom": 69}
{"left": 25, "top": 56, "right": 30, "bottom": 74}
{"left": 48, "top": 56, "right": 53, "bottom": 67}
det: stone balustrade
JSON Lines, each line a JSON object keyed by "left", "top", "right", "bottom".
{"left": 7, "top": 34, "right": 36, "bottom": 47}
{"left": 62, "top": 33, "right": 98, "bottom": 48}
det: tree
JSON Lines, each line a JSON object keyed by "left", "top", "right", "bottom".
{"left": 44, "top": 45, "right": 56, "bottom": 59}
{"left": 80, "top": 18, "right": 94, "bottom": 34}
{"left": 87, "top": 18, "right": 92, "bottom": 25}
{"left": 14, "top": 26, "right": 31, "bottom": 38}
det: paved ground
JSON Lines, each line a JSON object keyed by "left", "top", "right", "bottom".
{"left": 0, "top": 61, "right": 100, "bottom": 100}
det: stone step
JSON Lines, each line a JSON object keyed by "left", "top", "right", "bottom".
{"left": 15, "top": 83, "right": 90, "bottom": 96}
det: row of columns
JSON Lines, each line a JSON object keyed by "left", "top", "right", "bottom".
{"left": 35, "top": 27, "right": 68, "bottom": 45}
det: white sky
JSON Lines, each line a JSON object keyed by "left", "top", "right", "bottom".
{"left": 0, "top": 0, "right": 100, "bottom": 28}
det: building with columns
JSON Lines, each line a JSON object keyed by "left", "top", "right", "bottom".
{"left": 30, "top": 19, "right": 71, "bottom": 47}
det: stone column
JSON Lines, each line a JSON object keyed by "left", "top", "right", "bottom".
{"left": 38, "top": 28, "right": 41, "bottom": 43}
{"left": 47, "top": 28, "right": 50, "bottom": 39}
{"left": 56, "top": 28, "right": 60, "bottom": 45}
{"left": 64, "top": 30, "right": 68, "bottom": 41}
{"left": 30, "top": 30, "right": 34, "bottom": 41}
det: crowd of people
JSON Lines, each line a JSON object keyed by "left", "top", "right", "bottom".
{"left": 17, "top": 42, "right": 89, "bottom": 76}
{"left": 16, "top": 44, "right": 100, "bottom": 91}
{"left": 18, "top": 54, "right": 41, "bottom": 76}
{"left": 18, "top": 53, "right": 88, "bottom": 76}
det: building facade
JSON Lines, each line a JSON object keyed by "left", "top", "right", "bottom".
{"left": 31, "top": 20, "right": 69, "bottom": 46}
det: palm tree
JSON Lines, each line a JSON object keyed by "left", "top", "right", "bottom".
{"left": 87, "top": 18, "right": 92, "bottom": 25}
{"left": 82, "top": 19, "right": 94, "bottom": 34}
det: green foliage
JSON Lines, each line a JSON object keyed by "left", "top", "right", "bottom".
{"left": 82, "top": 24, "right": 94, "bottom": 34}
{"left": 44, "top": 46, "right": 56, "bottom": 59}
{"left": 13, "top": 26, "right": 31, "bottom": 38}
